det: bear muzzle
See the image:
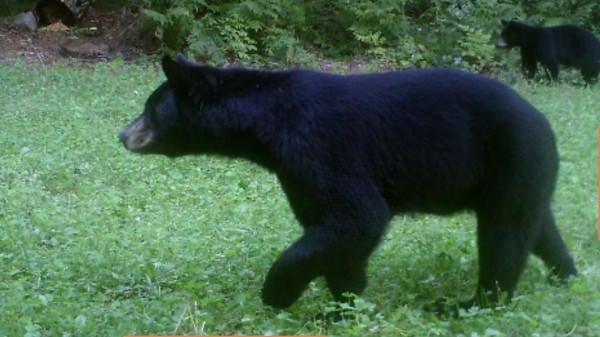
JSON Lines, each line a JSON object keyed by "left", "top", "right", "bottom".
{"left": 495, "top": 38, "right": 509, "bottom": 48}
{"left": 118, "top": 118, "right": 154, "bottom": 152}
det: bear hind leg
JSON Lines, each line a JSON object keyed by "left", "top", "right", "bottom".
{"left": 581, "top": 66, "right": 599, "bottom": 85}
{"left": 432, "top": 210, "right": 536, "bottom": 317}
{"left": 531, "top": 206, "right": 577, "bottom": 281}
{"left": 470, "top": 210, "right": 537, "bottom": 306}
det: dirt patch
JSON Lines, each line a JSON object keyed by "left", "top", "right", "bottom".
{"left": 0, "top": 5, "right": 159, "bottom": 64}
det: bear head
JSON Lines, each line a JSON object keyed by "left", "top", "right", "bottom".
{"left": 496, "top": 20, "right": 527, "bottom": 49}
{"left": 118, "top": 54, "right": 221, "bottom": 157}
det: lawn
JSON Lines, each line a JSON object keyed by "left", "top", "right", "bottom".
{"left": 0, "top": 60, "right": 598, "bottom": 337}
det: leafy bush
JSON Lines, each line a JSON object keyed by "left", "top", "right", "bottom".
{"left": 140, "top": 0, "right": 600, "bottom": 71}
{"left": 457, "top": 24, "right": 499, "bottom": 72}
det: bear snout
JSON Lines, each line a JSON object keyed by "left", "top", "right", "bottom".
{"left": 118, "top": 118, "right": 155, "bottom": 151}
{"left": 118, "top": 128, "right": 128, "bottom": 143}
{"left": 495, "top": 38, "right": 508, "bottom": 48}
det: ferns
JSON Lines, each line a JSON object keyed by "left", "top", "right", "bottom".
{"left": 141, "top": 0, "right": 600, "bottom": 71}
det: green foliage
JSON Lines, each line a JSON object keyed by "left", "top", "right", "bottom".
{"left": 0, "top": 0, "right": 37, "bottom": 17}
{"left": 1, "top": 56, "right": 600, "bottom": 337}
{"left": 140, "top": 0, "right": 600, "bottom": 70}
{"left": 523, "top": 0, "right": 600, "bottom": 28}
{"left": 457, "top": 24, "right": 499, "bottom": 73}
{"left": 143, "top": 4, "right": 196, "bottom": 52}
{"left": 141, "top": 0, "right": 310, "bottom": 66}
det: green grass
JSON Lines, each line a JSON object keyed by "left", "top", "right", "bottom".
{"left": 0, "top": 60, "right": 599, "bottom": 337}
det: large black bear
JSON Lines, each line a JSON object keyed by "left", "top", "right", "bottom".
{"left": 119, "top": 55, "right": 577, "bottom": 312}
{"left": 496, "top": 20, "right": 600, "bottom": 84}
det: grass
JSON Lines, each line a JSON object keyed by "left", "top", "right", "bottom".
{"left": 0, "top": 59, "right": 599, "bottom": 337}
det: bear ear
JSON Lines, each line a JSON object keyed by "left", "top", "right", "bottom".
{"left": 162, "top": 53, "right": 219, "bottom": 101}
{"left": 175, "top": 53, "right": 198, "bottom": 67}
{"left": 162, "top": 54, "right": 191, "bottom": 94}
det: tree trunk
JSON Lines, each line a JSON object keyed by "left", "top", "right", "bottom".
{"left": 36, "top": 0, "right": 93, "bottom": 26}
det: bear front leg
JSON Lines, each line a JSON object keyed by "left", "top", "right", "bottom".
{"left": 262, "top": 211, "right": 390, "bottom": 308}
{"left": 321, "top": 215, "right": 389, "bottom": 303}
{"left": 543, "top": 62, "right": 559, "bottom": 82}
{"left": 521, "top": 51, "right": 537, "bottom": 79}
{"left": 261, "top": 226, "right": 333, "bottom": 309}
{"left": 262, "top": 178, "right": 391, "bottom": 309}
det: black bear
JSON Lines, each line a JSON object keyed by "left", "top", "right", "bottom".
{"left": 496, "top": 20, "right": 600, "bottom": 84}
{"left": 119, "top": 55, "right": 577, "bottom": 312}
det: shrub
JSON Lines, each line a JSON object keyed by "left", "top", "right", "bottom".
{"left": 140, "top": 0, "right": 600, "bottom": 71}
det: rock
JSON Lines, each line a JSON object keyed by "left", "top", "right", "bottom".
{"left": 77, "top": 25, "right": 103, "bottom": 37}
{"left": 11, "top": 11, "right": 38, "bottom": 32}
{"left": 60, "top": 38, "right": 110, "bottom": 58}
{"left": 39, "top": 21, "right": 69, "bottom": 32}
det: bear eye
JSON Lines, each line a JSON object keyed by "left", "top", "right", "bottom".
{"left": 150, "top": 100, "right": 171, "bottom": 125}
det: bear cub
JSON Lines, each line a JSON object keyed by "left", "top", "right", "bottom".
{"left": 496, "top": 20, "right": 600, "bottom": 84}
{"left": 119, "top": 54, "right": 577, "bottom": 313}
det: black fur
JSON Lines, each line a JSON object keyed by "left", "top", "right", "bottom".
{"left": 119, "top": 55, "right": 577, "bottom": 311}
{"left": 496, "top": 20, "right": 600, "bottom": 84}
